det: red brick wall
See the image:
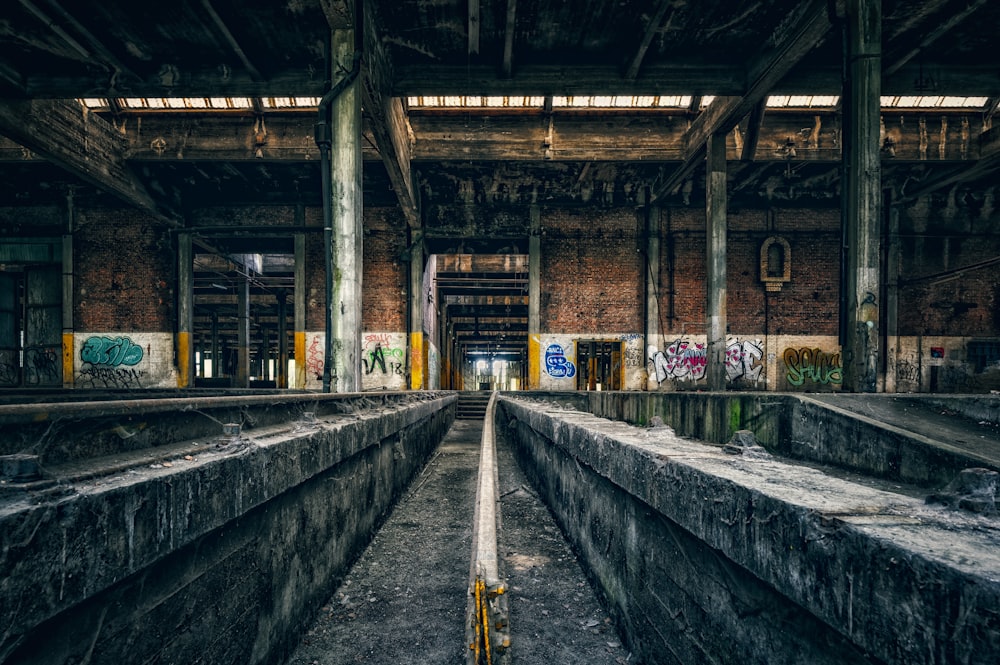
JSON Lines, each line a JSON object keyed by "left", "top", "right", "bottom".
{"left": 540, "top": 207, "right": 643, "bottom": 333}
{"left": 656, "top": 206, "right": 840, "bottom": 336}
{"left": 363, "top": 207, "right": 407, "bottom": 331}
{"left": 74, "top": 209, "right": 175, "bottom": 331}
{"left": 897, "top": 198, "right": 1000, "bottom": 336}
{"left": 303, "top": 207, "right": 326, "bottom": 331}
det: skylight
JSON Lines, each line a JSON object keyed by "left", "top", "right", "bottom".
{"left": 767, "top": 95, "right": 840, "bottom": 107}
{"left": 78, "top": 94, "right": 994, "bottom": 114}
{"left": 406, "top": 96, "right": 544, "bottom": 108}
{"left": 880, "top": 95, "right": 989, "bottom": 108}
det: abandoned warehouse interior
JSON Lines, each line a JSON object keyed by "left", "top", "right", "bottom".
{"left": 0, "top": 0, "right": 999, "bottom": 394}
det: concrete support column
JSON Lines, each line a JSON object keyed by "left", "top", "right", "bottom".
{"left": 408, "top": 238, "right": 425, "bottom": 390}
{"left": 293, "top": 233, "right": 306, "bottom": 389}
{"left": 843, "top": 0, "right": 882, "bottom": 392}
{"left": 210, "top": 312, "right": 220, "bottom": 379}
{"left": 237, "top": 276, "right": 250, "bottom": 388}
{"left": 527, "top": 205, "right": 541, "bottom": 390}
{"left": 328, "top": 28, "right": 363, "bottom": 392}
{"left": 645, "top": 205, "right": 661, "bottom": 391}
{"left": 61, "top": 196, "right": 74, "bottom": 387}
{"left": 276, "top": 290, "right": 288, "bottom": 389}
{"left": 177, "top": 232, "right": 194, "bottom": 388}
{"left": 705, "top": 132, "right": 728, "bottom": 391}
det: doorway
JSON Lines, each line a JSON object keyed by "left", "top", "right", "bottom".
{"left": 576, "top": 340, "right": 622, "bottom": 391}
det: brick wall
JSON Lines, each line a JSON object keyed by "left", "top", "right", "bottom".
{"left": 74, "top": 209, "right": 175, "bottom": 331}
{"left": 363, "top": 207, "right": 407, "bottom": 331}
{"left": 540, "top": 207, "right": 643, "bottom": 333}
{"left": 656, "top": 206, "right": 840, "bottom": 337}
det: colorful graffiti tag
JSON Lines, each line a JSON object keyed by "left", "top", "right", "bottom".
{"left": 81, "top": 336, "right": 144, "bottom": 367}
{"left": 544, "top": 343, "right": 576, "bottom": 378}
{"left": 725, "top": 338, "right": 764, "bottom": 384}
{"left": 306, "top": 336, "right": 324, "bottom": 379}
{"left": 648, "top": 339, "right": 707, "bottom": 383}
{"left": 783, "top": 347, "right": 842, "bottom": 386}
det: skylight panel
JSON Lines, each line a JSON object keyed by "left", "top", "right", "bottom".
{"left": 766, "top": 95, "right": 840, "bottom": 108}
{"left": 80, "top": 98, "right": 107, "bottom": 108}
{"left": 881, "top": 95, "right": 989, "bottom": 109}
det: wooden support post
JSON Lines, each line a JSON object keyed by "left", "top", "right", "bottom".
{"left": 705, "top": 131, "right": 728, "bottom": 391}
{"left": 329, "top": 28, "right": 364, "bottom": 392}
{"left": 843, "top": 0, "right": 881, "bottom": 392}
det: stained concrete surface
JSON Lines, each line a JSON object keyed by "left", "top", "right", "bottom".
{"left": 286, "top": 418, "right": 630, "bottom": 664}
{"left": 805, "top": 394, "right": 1000, "bottom": 465}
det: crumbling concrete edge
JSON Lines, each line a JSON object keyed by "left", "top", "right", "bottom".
{"left": 0, "top": 393, "right": 456, "bottom": 652}
{"left": 500, "top": 395, "right": 1000, "bottom": 665}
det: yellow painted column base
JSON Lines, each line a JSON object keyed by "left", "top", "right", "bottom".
{"left": 410, "top": 332, "right": 424, "bottom": 390}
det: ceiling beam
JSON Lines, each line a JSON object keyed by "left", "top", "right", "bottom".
{"left": 502, "top": 0, "right": 517, "bottom": 78}
{"left": 884, "top": 0, "right": 989, "bottom": 76}
{"left": 468, "top": 0, "right": 480, "bottom": 56}
{"left": 624, "top": 0, "right": 671, "bottom": 81}
{"left": 362, "top": 0, "right": 420, "bottom": 230}
{"left": 201, "top": 0, "right": 264, "bottom": 82}
{"left": 651, "top": 0, "right": 833, "bottom": 201}
{"left": 898, "top": 125, "right": 1000, "bottom": 201}
{"left": 110, "top": 111, "right": 987, "bottom": 166}
{"left": 0, "top": 99, "right": 178, "bottom": 223}
{"left": 741, "top": 99, "right": 766, "bottom": 162}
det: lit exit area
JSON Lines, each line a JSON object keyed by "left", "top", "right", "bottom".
{"left": 433, "top": 254, "right": 527, "bottom": 391}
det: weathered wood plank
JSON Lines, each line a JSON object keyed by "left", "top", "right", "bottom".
{"left": 0, "top": 99, "right": 176, "bottom": 221}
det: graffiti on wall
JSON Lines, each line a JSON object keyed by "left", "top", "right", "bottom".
{"left": 362, "top": 334, "right": 405, "bottom": 376}
{"left": 306, "top": 335, "right": 324, "bottom": 379}
{"left": 77, "top": 335, "right": 147, "bottom": 388}
{"left": 545, "top": 343, "right": 576, "bottom": 378}
{"left": 25, "top": 346, "right": 60, "bottom": 385}
{"left": 0, "top": 350, "right": 15, "bottom": 386}
{"left": 648, "top": 339, "right": 707, "bottom": 383}
{"left": 725, "top": 338, "right": 764, "bottom": 384}
{"left": 783, "top": 347, "right": 842, "bottom": 386}
{"left": 81, "top": 336, "right": 145, "bottom": 367}
{"left": 619, "top": 333, "right": 643, "bottom": 368}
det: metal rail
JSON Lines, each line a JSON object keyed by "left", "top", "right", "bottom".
{"left": 465, "top": 392, "right": 510, "bottom": 664}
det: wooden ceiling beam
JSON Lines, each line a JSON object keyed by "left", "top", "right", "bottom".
{"left": 0, "top": 99, "right": 178, "bottom": 223}
{"left": 741, "top": 99, "right": 766, "bottom": 162}
{"left": 110, "top": 111, "right": 990, "bottom": 165}
{"left": 201, "top": 0, "right": 264, "bottom": 82}
{"left": 468, "top": 0, "right": 480, "bottom": 56}
{"left": 884, "top": 0, "right": 989, "bottom": 76}
{"left": 624, "top": 0, "right": 671, "bottom": 81}
{"left": 502, "top": 0, "right": 517, "bottom": 78}
{"left": 652, "top": 0, "right": 833, "bottom": 201}
{"left": 361, "top": 0, "right": 420, "bottom": 230}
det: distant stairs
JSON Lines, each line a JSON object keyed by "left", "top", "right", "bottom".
{"left": 455, "top": 391, "right": 492, "bottom": 420}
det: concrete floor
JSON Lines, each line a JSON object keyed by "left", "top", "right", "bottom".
{"left": 285, "top": 418, "right": 629, "bottom": 664}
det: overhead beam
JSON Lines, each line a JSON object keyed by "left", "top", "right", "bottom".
{"left": 0, "top": 99, "right": 177, "bottom": 223}
{"left": 362, "top": 0, "right": 420, "bottom": 230}
{"left": 111, "top": 111, "right": 986, "bottom": 165}
{"left": 394, "top": 62, "right": 1000, "bottom": 97}
{"left": 625, "top": 0, "right": 671, "bottom": 81}
{"left": 201, "top": 0, "right": 264, "bottom": 82}
{"left": 884, "top": 0, "right": 989, "bottom": 76}
{"left": 741, "top": 99, "right": 766, "bottom": 162}
{"left": 651, "top": 0, "right": 833, "bottom": 201}
{"left": 502, "top": 0, "right": 517, "bottom": 78}
{"left": 898, "top": 125, "right": 1000, "bottom": 201}
{"left": 468, "top": 0, "right": 480, "bottom": 56}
